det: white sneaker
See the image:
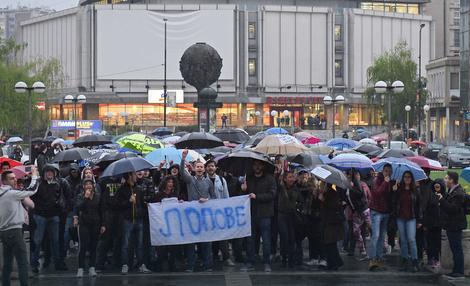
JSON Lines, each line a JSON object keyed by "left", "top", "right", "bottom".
{"left": 121, "top": 264, "right": 129, "bottom": 275}
{"left": 76, "top": 268, "right": 84, "bottom": 278}
{"left": 305, "top": 259, "right": 319, "bottom": 266}
{"left": 318, "top": 259, "right": 327, "bottom": 267}
{"left": 139, "top": 264, "right": 151, "bottom": 274}
{"left": 225, "top": 259, "right": 235, "bottom": 267}
{"left": 89, "top": 267, "right": 97, "bottom": 277}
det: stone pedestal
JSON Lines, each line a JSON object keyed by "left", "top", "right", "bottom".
{"left": 441, "top": 229, "right": 470, "bottom": 273}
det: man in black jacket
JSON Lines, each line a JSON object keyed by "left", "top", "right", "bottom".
{"left": 62, "top": 163, "right": 81, "bottom": 258}
{"left": 240, "top": 160, "right": 277, "bottom": 273}
{"left": 115, "top": 172, "right": 151, "bottom": 275}
{"left": 439, "top": 171, "right": 467, "bottom": 279}
{"left": 96, "top": 176, "right": 122, "bottom": 271}
{"left": 416, "top": 169, "right": 433, "bottom": 266}
{"left": 30, "top": 164, "right": 70, "bottom": 273}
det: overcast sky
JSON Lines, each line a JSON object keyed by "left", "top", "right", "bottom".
{"left": 1, "top": 0, "right": 79, "bottom": 11}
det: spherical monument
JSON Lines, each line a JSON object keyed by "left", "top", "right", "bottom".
{"left": 179, "top": 42, "right": 223, "bottom": 92}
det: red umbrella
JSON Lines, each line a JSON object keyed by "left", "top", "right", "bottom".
{"left": 0, "top": 157, "right": 22, "bottom": 168}
{"left": 10, "top": 165, "right": 32, "bottom": 179}
{"left": 406, "top": 156, "right": 444, "bottom": 171}
{"left": 301, "top": 136, "right": 321, "bottom": 145}
{"left": 410, "top": 141, "right": 426, "bottom": 147}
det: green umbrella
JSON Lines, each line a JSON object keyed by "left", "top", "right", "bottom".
{"left": 116, "top": 133, "right": 163, "bottom": 155}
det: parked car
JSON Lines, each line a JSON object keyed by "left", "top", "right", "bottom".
{"left": 422, "top": 143, "right": 444, "bottom": 160}
{"left": 438, "top": 146, "right": 470, "bottom": 168}
{"left": 381, "top": 141, "right": 409, "bottom": 150}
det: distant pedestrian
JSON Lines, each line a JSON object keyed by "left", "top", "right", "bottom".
{"left": 0, "top": 168, "right": 39, "bottom": 286}
{"left": 221, "top": 114, "right": 228, "bottom": 128}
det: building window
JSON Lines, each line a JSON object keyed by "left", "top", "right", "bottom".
{"left": 335, "top": 60, "right": 343, "bottom": 78}
{"left": 455, "top": 30, "right": 460, "bottom": 47}
{"left": 248, "top": 22, "right": 256, "bottom": 39}
{"left": 248, "top": 58, "right": 257, "bottom": 76}
{"left": 335, "top": 25, "right": 342, "bottom": 41}
{"left": 361, "top": 3, "right": 419, "bottom": 15}
{"left": 451, "top": 72, "right": 459, "bottom": 89}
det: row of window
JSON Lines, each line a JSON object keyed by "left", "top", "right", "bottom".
{"left": 361, "top": 2, "right": 419, "bottom": 15}
{"left": 247, "top": 59, "right": 343, "bottom": 78}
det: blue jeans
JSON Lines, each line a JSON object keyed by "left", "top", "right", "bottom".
{"left": 31, "top": 215, "right": 60, "bottom": 268}
{"left": 247, "top": 217, "right": 272, "bottom": 265}
{"left": 369, "top": 210, "right": 389, "bottom": 260}
{"left": 185, "top": 242, "right": 212, "bottom": 270}
{"left": 447, "top": 230, "right": 464, "bottom": 274}
{"left": 121, "top": 219, "right": 143, "bottom": 266}
{"left": 396, "top": 218, "right": 417, "bottom": 260}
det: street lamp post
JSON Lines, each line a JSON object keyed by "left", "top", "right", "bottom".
{"left": 120, "top": 111, "right": 129, "bottom": 133}
{"left": 64, "top": 94, "right": 87, "bottom": 140}
{"left": 405, "top": 105, "right": 411, "bottom": 139}
{"left": 15, "top": 81, "right": 45, "bottom": 159}
{"left": 423, "top": 104, "right": 430, "bottom": 142}
{"left": 323, "top": 95, "right": 345, "bottom": 139}
{"left": 105, "top": 112, "right": 114, "bottom": 135}
{"left": 163, "top": 18, "right": 168, "bottom": 127}
{"left": 374, "top": 80, "right": 405, "bottom": 149}
{"left": 254, "top": 111, "right": 262, "bottom": 131}
{"left": 418, "top": 23, "right": 425, "bottom": 139}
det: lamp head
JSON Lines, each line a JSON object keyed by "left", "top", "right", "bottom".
{"left": 335, "top": 95, "right": 345, "bottom": 103}
{"left": 76, "top": 94, "right": 87, "bottom": 103}
{"left": 32, "top": 81, "right": 45, "bottom": 94}
{"left": 392, "top": 80, "right": 404, "bottom": 93}
{"left": 270, "top": 110, "right": 278, "bottom": 117}
{"left": 374, "top": 81, "right": 387, "bottom": 94}
{"left": 64, "top": 94, "right": 74, "bottom": 104}
{"left": 323, "top": 95, "right": 333, "bottom": 105}
{"left": 14, "top": 81, "right": 27, "bottom": 93}
{"left": 405, "top": 105, "right": 411, "bottom": 112}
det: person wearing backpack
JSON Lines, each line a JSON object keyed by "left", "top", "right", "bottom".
{"left": 439, "top": 171, "right": 467, "bottom": 280}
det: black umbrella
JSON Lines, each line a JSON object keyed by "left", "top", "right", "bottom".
{"left": 152, "top": 127, "right": 173, "bottom": 137}
{"left": 174, "top": 131, "right": 189, "bottom": 137}
{"left": 287, "top": 152, "right": 324, "bottom": 169}
{"left": 174, "top": 132, "right": 224, "bottom": 149}
{"left": 376, "top": 149, "right": 416, "bottom": 159}
{"left": 311, "top": 164, "right": 350, "bottom": 190}
{"left": 52, "top": 148, "right": 91, "bottom": 163}
{"left": 353, "top": 144, "right": 382, "bottom": 155}
{"left": 96, "top": 152, "right": 139, "bottom": 167}
{"left": 32, "top": 137, "right": 44, "bottom": 144}
{"left": 101, "top": 157, "right": 154, "bottom": 178}
{"left": 213, "top": 128, "right": 250, "bottom": 144}
{"left": 216, "top": 150, "right": 274, "bottom": 176}
{"left": 44, "top": 136, "right": 57, "bottom": 143}
{"left": 196, "top": 146, "right": 232, "bottom": 155}
{"left": 244, "top": 131, "right": 268, "bottom": 147}
{"left": 73, "top": 135, "right": 113, "bottom": 147}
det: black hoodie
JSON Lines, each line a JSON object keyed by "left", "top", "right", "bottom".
{"left": 32, "top": 164, "right": 71, "bottom": 217}
{"left": 423, "top": 178, "right": 445, "bottom": 228}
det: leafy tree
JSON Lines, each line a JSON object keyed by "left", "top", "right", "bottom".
{"left": 365, "top": 41, "right": 424, "bottom": 127}
{"left": 0, "top": 34, "right": 64, "bottom": 136}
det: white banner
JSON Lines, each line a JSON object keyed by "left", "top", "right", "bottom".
{"left": 148, "top": 195, "right": 251, "bottom": 246}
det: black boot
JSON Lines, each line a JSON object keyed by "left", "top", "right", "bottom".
{"left": 399, "top": 258, "right": 409, "bottom": 272}
{"left": 411, "top": 259, "right": 419, "bottom": 273}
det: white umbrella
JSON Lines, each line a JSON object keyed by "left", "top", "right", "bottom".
{"left": 359, "top": 138, "right": 377, "bottom": 145}
{"left": 6, "top": 137, "right": 23, "bottom": 144}
{"left": 161, "top": 136, "right": 181, "bottom": 145}
{"left": 51, "top": 138, "right": 65, "bottom": 146}
{"left": 187, "top": 150, "right": 206, "bottom": 164}
{"left": 253, "top": 134, "right": 309, "bottom": 155}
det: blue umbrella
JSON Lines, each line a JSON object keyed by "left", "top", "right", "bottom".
{"left": 265, "top": 127, "right": 289, "bottom": 135}
{"left": 329, "top": 153, "right": 373, "bottom": 171}
{"left": 372, "top": 157, "right": 426, "bottom": 182}
{"left": 326, "top": 138, "right": 359, "bottom": 150}
{"left": 145, "top": 147, "right": 198, "bottom": 165}
{"left": 461, "top": 167, "right": 470, "bottom": 183}
{"left": 101, "top": 157, "right": 154, "bottom": 178}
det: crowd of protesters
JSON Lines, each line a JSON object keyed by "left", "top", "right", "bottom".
{"left": 0, "top": 141, "right": 468, "bottom": 286}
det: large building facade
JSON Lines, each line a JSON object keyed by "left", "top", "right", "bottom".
{"left": 424, "top": 0, "right": 462, "bottom": 144}
{"left": 17, "top": 0, "right": 433, "bottom": 132}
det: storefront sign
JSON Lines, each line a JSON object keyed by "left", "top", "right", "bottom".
{"left": 148, "top": 90, "right": 184, "bottom": 106}
{"left": 51, "top": 120, "right": 102, "bottom": 131}
{"left": 266, "top": 97, "right": 323, "bottom": 105}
